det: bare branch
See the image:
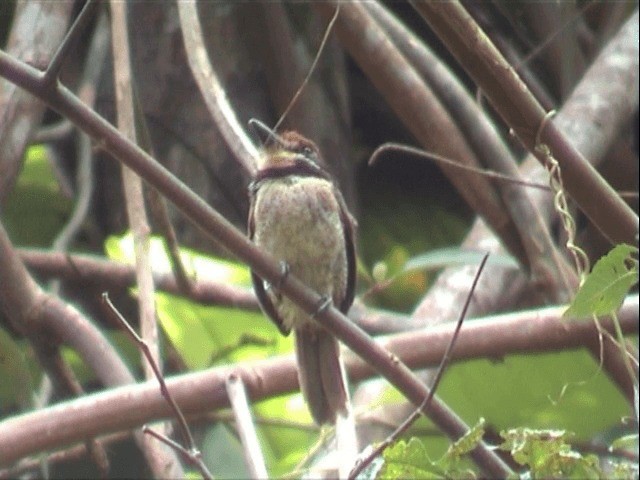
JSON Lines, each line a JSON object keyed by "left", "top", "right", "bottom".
{"left": 0, "top": 294, "right": 636, "bottom": 467}
{"left": 313, "top": 2, "right": 528, "bottom": 268}
{"left": 226, "top": 374, "right": 268, "bottom": 479}
{"left": 410, "top": 2, "right": 638, "bottom": 246}
{"left": 19, "top": 248, "right": 259, "bottom": 310}
{"left": 0, "top": 0, "right": 74, "bottom": 201}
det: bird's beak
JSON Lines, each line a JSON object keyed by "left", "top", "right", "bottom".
{"left": 248, "top": 119, "right": 284, "bottom": 148}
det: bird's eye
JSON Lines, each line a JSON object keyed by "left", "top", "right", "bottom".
{"left": 301, "top": 146, "right": 314, "bottom": 156}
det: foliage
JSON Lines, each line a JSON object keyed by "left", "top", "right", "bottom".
{"left": 1, "top": 2, "right": 638, "bottom": 478}
{"left": 371, "top": 425, "right": 638, "bottom": 480}
{"left": 375, "top": 420, "right": 483, "bottom": 479}
{"left": 3, "top": 145, "right": 72, "bottom": 247}
{"left": 564, "top": 244, "right": 638, "bottom": 319}
{"left": 500, "top": 429, "right": 602, "bottom": 479}
{"left": 105, "top": 234, "right": 318, "bottom": 475}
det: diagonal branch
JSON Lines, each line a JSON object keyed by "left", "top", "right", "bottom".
{"left": 0, "top": 48, "right": 511, "bottom": 478}
{"left": 0, "top": 294, "right": 636, "bottom": 466}
{"left": 177, "top": 0, "right": 257, "bottom": 176}
{"left": 410, "top": 2, "right": 638, "bottom": 246}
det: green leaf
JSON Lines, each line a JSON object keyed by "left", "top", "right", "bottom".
{"left": 564, "top": 244, "right": 638, "bottom": 319}
{"left": 379, "top": 438, "right": 446, "bottom": 479}
{"left": 402, "top": 248, "right": 517, "bottom": 274}
{"left": 104, "top": 232, "right": 252, "bottom": 286}
{"left": 444, "top": 418, "right": 485, "bottom": 460}
{"left": 2, "top": 145, "right": 72, "bottom": 246}
{"left": 0, "top": 328, "right": 34, "bottom": 409}
{"left": 375, "top": 348, "right": 629, "bottom": 457}
{"left": 609, "top": 433, "right": 639, "bottom": 452}
{"left": 499, "top": 428, "right": 602, "bottom": 479}
{"left": 432, "top": 419, "right": 484, "bottom": 478}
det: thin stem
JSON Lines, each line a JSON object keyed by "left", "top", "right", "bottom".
{"left": 101, "top": 293, "right": 195, "bottom": 451}
{"left": 43, "top": 0, "right": 100, "bottom": 86}
{"left": 349, "top": 253, "right": 490, "bottom": 479}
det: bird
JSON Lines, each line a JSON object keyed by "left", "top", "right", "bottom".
{"left": 247, "top": 120, "right": 356, "bottom": 425}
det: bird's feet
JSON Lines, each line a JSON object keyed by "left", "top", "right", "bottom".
{"left": 311, "top": 295, "right": 332, "bottom": 320}
{"left": 275, "top": 261, "right": 290, "bottom": 290}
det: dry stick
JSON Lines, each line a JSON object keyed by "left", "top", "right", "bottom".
{"left": 0, "top": 296, "right": 636, "bottom": 466}
{"left": 18, "top": 248, "right": 259, "bottom": 310}
{"left": 365, "top": 1, "right": 575, "bottom": 293}
{"left": 272, "top": 5, "right": 340, "bottom": 133}
{"left": 102, "top": 293, "right": 213, "bottom": 480}
{"left": 226, "top": 374, "right": 268, "bottom": 479}
{"left": 129, "top": 84, "right": 195, "bottom": 294}
{"left": 146, "top": 188, "right": 195, "bottom": 294}
{"left": 0, "top": 53, "right": 511, "bottom": 479}
{"left": 41, "top": 0, "right": 100, "bottom": 87}
{"left": 409, "top": 2, "right": 638, "bottom": 247}
{"left": 109, "top": 3, "right": 181, "bottom": 476}
{"left": 349, "top": 253, "right": 490, "bottom": 480}
{"left": 370, "top": 143, "right": 551, "bottom": 192}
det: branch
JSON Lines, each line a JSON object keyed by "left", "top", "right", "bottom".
{"left": 18, "top": 248, "right": 259, "bottom": 310}
{"left": 312, "top": 2, "right": 528, "bottom": 267}
{"left": 0, "top": 295, "right": 636, "bottom": 466}
{"left": 176, "top": 0, "right": 257, "bottom": 176}
{"left": 109, "top": 2, "right": 182, "bottom": 476}
{"left": 0, "top": 0, "right": 74, "bottom": 201}
{"left": 0, "top": 46, "right": 513, "bottom": 474}
{"left": 364, "top": 2, "right": 574, "bottom": 291}
{"left": 410, "top": 2, "right": 638, "bottom": 246}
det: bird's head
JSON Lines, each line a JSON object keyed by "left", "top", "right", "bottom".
{"left": 249, "top": 119, "right": 327, "bottom": 179}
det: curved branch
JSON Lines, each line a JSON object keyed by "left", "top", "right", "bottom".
{"left": 410, "top": 2, "right": 638, "bottom": 246}
{"left": 0, "top": 295, "right": 636, "bottom": 466}
{"left": 312, "top": 2, "right": 528, "bottom": 267}
{"left": 177, "top": 0, "right": 258, "bottom": 176}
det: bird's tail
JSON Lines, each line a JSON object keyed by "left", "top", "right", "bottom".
{"left": 294, "top": 327, "right": 348, "bottom": 425}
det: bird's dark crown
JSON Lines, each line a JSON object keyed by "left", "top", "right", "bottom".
{"left": 256, "top": 130, "right": 330, "bottom": 181}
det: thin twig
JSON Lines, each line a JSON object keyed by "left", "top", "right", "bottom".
{"left": 313, "top": 1, "right": 528, "bottom": 273}
{"left": 102, "top": 293, "right": 214, "bottom": 479}
{"left": 50, "top": 11, "right": 109, "bottom": 290}
{"left": 101, "top": 293, "right": 193, "bottom": 450}
{"left": 226, "top": 374, "right": 268, "bottom": 479}
{"left": 349, "top": 253, "right": 491, "bottom": 479}
{"left": 370, "top": 143, "right": 552, "bottom": 191}
{"left": 273, "top": 5, "right": 340, "bottom": 133}
{"left": 142, "top": 426, "right": 213, "bottom": 479}
{"left": 42, "top": 0, "right": 100, "bottom": 86}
